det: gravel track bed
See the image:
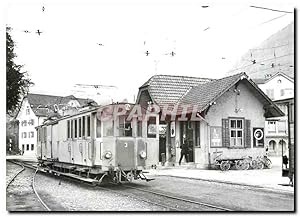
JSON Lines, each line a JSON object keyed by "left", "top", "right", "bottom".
{"left": 34, "top": 172, "right": 164, "bottom": 211}
{"left": 6, "top": 161, "right": 22, "bottom": 186}
{"left": 6, "top": 167, "right": 46, "bottom": 211}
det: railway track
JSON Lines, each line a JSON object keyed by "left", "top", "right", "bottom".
{"left": 6, "top": 160, "right": 51, "bottom": 211}
{"left": 97, "top": 183, "right": 233, "bottom": 211}
{"left": 9, "top": 160, "right": 233, "bottom": 211}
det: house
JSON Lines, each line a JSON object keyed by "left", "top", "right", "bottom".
{"left": 252, "top": 72, "right": 294, "bottom": 156}
{"left": 136, "top": 72, "right": 284, "bottom": 169}
{"left": 15, "top": 93, "right": 97, "bottom": 157}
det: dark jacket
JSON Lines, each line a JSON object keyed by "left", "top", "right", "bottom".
{"left": 180, "top": 142, "right": 189, "bottom": 154}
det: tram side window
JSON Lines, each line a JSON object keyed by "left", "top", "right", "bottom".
{"left": 147, "top": 117, "right": 157, "bottom": 138}
{"left": 137, "top": 120, "right": 143, "bottom": 137}
{"left": 71, "top": 120, "right": 74, "bottom": 139}
{"left": 103, "top": 120, "right": 114, "bottom": 137}
{"left": 67, "top": 120, "right": 70, "bottom": 139}
{"left": 87, "top": 116, "right": 91, "bottom": 137}
{"left": 74, "top": 119, "right": 78, "bottom": 138}
{"left": 96, "top": 118, "right": 101, "bottom": 138}
{"left": 79, "top": 118, "right": 82, "bottom": 138}
{"left": 82, "top": 116, "right": 86, "bottom": 137}
{"left": 119, "top": 116, "right": 132, "bottom": 137}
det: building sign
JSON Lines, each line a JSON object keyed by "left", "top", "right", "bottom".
{"left": 159, "top": 124, "right": 167, "bottom": 135}
{"left": 211, "top": 127, "right": 222, "bottom": 147}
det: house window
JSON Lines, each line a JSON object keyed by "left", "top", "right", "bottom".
{"left": 26, "top": 144, "right": 29, "bottom": 150}
{"left": 26, "top": 108, "right": 30, "bottom": 115}
{"left": 22, "top": 132, "right": 27, "bottom": 138}
{"left": 229, "top": 119, "right": 243, "bottom": 147}
{"left": 31, "top": 144, "right": 34, "bottom": 151}
{"left": 28, "top": 119, "right": 34, "bottom": 126}
{"left": 266, "top": 89, "right": 274, "bottom": 100}
{"left": 280, "top": 89, "right": 285, "bottom": 96}
{"left": 21, "top": 120, "right": 27, "bottom": 127}
{"left": 118, "top": 116, "right": 132, "bottom": 137}
{"left": 22, "top": 144, "right": 25, "bottom": 152}
{"left": 267, "top": 121, "right": 276, "bottom": 133}
{"left": 29, "top": 131, "right": 34, "bottom": 138}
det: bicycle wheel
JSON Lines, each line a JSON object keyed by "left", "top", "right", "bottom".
{"left": 241, "top": 160, "right": 250, "bottom": 170}
{"left": 220, "top": 161, "right": 231, "bottom": 171}
{"left": 235, "top": 160, "right": 245, "bottom": 170}
{"left": 257, "top": 161, "right": 264, "bottom": 169}
{"left": 250, "top": 160, "right": 258, "bottom": 169}
{"left": 264, "top": 158, "right": 272, "bottom": 169}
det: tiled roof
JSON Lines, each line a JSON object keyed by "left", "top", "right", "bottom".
{"left": 140, "top": 74, "right": 214, "bottom": 106}
{"left": 181, "top": 72, "right": 245, "bottom": 111}
{"left": 26, "top": 93, "right": 96, "bottom": 117}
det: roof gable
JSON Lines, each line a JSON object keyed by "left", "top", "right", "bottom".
{"left": 138, "top": 74, "right": 214, "bottom": 105}
{"left": 182, "top": 72, "right": 245, "bottom": 111}
{"left": 264, "top": 72, "right": 294, "bottom": 84}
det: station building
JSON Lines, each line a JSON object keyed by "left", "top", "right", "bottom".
{"left": 136, "top": 72, "right": 284, "bottom": 169}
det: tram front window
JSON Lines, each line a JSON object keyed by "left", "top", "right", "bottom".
{"left": 119, "top": 116, "right": 132, "bottom": 137}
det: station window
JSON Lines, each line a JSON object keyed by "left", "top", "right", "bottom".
{"left": 26, "top": 144, "right": 29, "bottom": 151}
{"left": 267, "top": 121, "right": 276, "bottom": 133}
{"left": 82, "top": 116, "right": 86, "bottom": 137}
{"left": 137, "top": 120, "right": 143, "bottom": 137}
{"left": 147, "top": 117, "right": 157, "bottom": 138}
{"left": 29, "top": 131, "right": 34, "bottom": 138}
{"left": 96, "top": 118, "right": 101, "bottom": 138}
{"left": 229, "top": 119, "right": 243, "bottom": 147}
{"left": 67, "top": 120, "right": 70, "bottom": 138}
{"left": 79, "top": 118, "right": 82, "bottom": 138}
{"left": 74, "top": 119, "right": 77, "bottom": 138}
{"left": 87, "top": 116, "right": 91, "bottom": 137}
{"left": 31, "top": 144, "right": 34, "bottom": 151}
{"left": 119, "top": 116, "right": 132, "bottom": 137}
{"left": 22, "top": 144, "right": 25, "bottom": 152}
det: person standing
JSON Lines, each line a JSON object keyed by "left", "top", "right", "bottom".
{"left": 179, "top": 136, "right": 189, "bottom": 165}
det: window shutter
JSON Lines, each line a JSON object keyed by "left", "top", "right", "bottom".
{"left": 245, "top": 119, "right": 251, "bottom": 148}
{"left": 222, "top": 119, "right": 230, "bottom": 147}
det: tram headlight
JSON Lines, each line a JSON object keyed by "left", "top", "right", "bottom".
{"left": 104, "top": 151, "right": 112, "bottom": 159}
{"left": 139, "top": 151, "right": 147, "bottom": 159}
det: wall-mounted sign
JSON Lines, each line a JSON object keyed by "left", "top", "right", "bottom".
{"left": 253, "top": 127, "right": 264, "bottom": 147}
{"left": 170, "top": 121, "right": 175, "bottom": 137}
{"left": 211, "top": 127, "right": 222, "bottom": 147}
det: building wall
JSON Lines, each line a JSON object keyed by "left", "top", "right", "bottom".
{"left": 258, "top": 74, "right": 294, "bottom": 101}
{"left": 17, "top": 99, "right": 39, "bottom": 157}
{"left": 202, "top": 81, "right": 267, "bottom": 168}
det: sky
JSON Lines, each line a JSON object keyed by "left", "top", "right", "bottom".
{"left": 5, "top": 0, "right": 296, "bottom": 103}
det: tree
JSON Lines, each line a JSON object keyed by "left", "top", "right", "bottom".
{"left": 6, "top": 26, "right": 33, "bottom": 114}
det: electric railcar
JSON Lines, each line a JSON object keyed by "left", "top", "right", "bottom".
{"left": 36, "top": 103, "right": 159, "bottom": 184}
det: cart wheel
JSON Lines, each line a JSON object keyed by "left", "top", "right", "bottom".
{"left": 264, "top": 158, "right": 272, "bottom": 169}
{"left": 220, "top": 161, "right": 231, "bottom": 171}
